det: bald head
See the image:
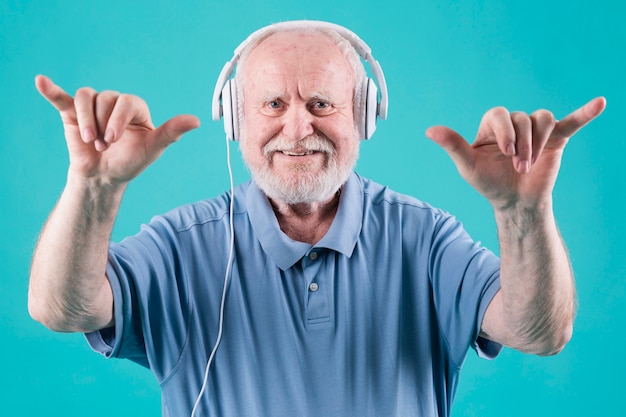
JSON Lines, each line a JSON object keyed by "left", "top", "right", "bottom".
{"left": 233, "top": 25, "right": 367, "bottom": 137}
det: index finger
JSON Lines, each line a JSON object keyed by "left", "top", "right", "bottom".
{"left": 35, "top": 74, "right": 74, "bottom": 113}
{"left": 553, "top": 96, "right": 607, "bottom": 139}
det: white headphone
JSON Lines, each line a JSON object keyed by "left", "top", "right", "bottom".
{"left": 211, "top": 20, "right": 389, "bottom": 141}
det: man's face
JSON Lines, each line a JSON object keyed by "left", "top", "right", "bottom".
{"left": 239, "top": 30, "right": 360, "bottom": 205}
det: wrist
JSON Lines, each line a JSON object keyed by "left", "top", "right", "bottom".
{"left": 64, "top": 171, "right": 127, "bottom": 224}
{"left": 493, "top": 199, "right": 556, "bottom": 241}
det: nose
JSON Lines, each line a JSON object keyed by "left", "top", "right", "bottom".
{"left": 281, "top": 105, "right": 315, "bottom": 140}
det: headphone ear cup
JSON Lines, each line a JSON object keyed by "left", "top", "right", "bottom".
{"left": 221, "top": 79, "right": 240, "bottom": 141}
{"left": 230, "top": 79, "right": 240, "bottom": 141}
{"left": 354, "top": 78, "right": 367, "bottom": 140}
{"left": 221, "top": 80, "right": 234, "bottom": 140}
{"left": 363, "top": 78, "right": 378, "bottom": 140}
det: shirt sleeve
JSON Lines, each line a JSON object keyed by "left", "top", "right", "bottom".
{"left": 84, "top": 242, "right": 152, "bottom": 369}
{"left": 85, "top": 216, "right": 192, "bottom": 377}
{"left": 429, "top": 213, "right": 502, "bottom": 365}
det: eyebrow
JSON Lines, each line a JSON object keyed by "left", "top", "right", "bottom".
{"left": 308, "top": 92, "right": 334, "bottom": 102}
{"left": 255, "top": 92, "right": 289, "bottom": 103}
{"left": 257, "top": 91, "right": 336, "bottom": 104}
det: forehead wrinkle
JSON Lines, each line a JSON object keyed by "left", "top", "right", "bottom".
{"left": 247, "top": 72, "right": 346, "bottom": 104}
{"left": 242, "top": 31, "right": 356, "bottom": 110}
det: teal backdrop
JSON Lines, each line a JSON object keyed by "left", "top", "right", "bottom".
{"left": 1, "top": 0, "right": 623, "bottom": 415}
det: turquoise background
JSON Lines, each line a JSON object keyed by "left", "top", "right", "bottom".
{"left": 1, "top": 0, "right": 623, "bottom": 415}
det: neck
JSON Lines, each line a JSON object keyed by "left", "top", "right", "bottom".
{"left": 270, "top": 190, "right": 341, "bottom": 244}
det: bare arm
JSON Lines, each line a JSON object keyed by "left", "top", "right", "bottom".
{"left": 28, "top": 75, "right": 200, "bottom": 333}
{"left": 482, "top": 201, "right": 575, "bottom": 355}
{"left": 29, "top": 174, "right": 123, "bottom": 332}
{"left": 426, "top": 97, "right": 606, "bottom": 355}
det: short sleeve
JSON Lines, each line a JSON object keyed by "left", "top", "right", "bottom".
{"left": 84, "top": 215, "right": 193, "bottom": 376}
{"left": 429, "top": 214, "right": 502, "bottom": 365}
{"left": 85, "top": 246, "right": 150, "bottom": 368}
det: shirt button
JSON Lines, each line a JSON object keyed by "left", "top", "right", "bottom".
{"left": 309, "top": 252, "right": 318, "bottom": 260}
{"left": 309, "top": 282, "right": 319, "bottom": 292}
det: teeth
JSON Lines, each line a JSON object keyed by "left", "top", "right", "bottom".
{"left": 282, "top": 150, "right": 314, "bottom": 156}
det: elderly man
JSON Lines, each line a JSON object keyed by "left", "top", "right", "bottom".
{"left": 29, "top": 20, "right": 605, "bottom": 417}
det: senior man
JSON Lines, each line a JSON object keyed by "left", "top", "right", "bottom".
{"left": 29, "top": 20, "right": 605, "bottom": 417}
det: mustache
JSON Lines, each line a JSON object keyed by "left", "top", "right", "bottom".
{"left": 263, "top": 135, "right": 335, "bottom": 158}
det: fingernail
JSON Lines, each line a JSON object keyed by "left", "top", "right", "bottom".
{"left": 94, "top": 139, "right": 107, "bottom": 152}
{"left": 518, "top": 160, "right": 530, "bottom": 173}
{"left": 506, "top": 143, "right": 516, "bottom": 156}
{"left": 104, "top": 128, "right": 114, "bottom": 143}
{"left": 82, "top": 128, "right": 95, "bottom": 142}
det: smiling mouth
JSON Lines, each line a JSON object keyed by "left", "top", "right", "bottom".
{"left": 280, "top": 150, "right": 317, "bottom": 156}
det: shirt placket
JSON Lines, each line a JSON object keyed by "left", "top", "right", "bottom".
{"left": 301, "top": 249, "right": 332, "bottom": 326}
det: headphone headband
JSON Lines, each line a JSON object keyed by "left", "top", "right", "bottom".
{"left": 212, "top": 20, "right": 388, "bottom": 139}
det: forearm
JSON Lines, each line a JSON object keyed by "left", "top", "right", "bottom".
{"left": 492, "top": 200, "right": 576, "bottom": 354}
{"left": 28, "top": 173, "right": 126, "bottom": 332}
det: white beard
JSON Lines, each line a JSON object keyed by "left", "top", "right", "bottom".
{"left": 243, "top": 134, "right": 359, "bottom": 205}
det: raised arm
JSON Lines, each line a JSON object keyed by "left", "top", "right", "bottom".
{"left": 28, "top": 75, "right": 200, "bottom": 333}
{"left": 426, "top": 97, "right": 606, "bottom": 355}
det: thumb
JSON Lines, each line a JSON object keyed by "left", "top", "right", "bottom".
{"left": 148, "top": 114, "right": 201, "bottom": 151}
{"left": 425, "top": 126, "right": 474, "bottom": 178}
{"left": 35, "top": 74, "right": 75, "bottom": 114}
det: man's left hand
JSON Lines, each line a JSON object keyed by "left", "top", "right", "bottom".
{"left": 426, "top": 97, "right": 606, "bottom": 211}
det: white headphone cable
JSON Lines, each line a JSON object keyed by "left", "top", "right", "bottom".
{"left": 191, "top": 134, "right": 236, "bottom": 417}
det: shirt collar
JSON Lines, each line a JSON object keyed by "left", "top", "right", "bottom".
{"left": 247, "top": 172, "right": 363, "bottom": 270}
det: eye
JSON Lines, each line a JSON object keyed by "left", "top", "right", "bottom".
{"left": 267, "top": 100, "right": 282, "bottom": 109}
{"left": 309, "top": 99, "right": 334, "bottom": 115}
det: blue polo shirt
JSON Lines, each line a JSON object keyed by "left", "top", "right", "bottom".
{"left": 86, "top": 172, "right": 501, "bottom": 417}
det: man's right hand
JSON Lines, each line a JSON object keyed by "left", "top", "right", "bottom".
{"left": 35, "top": 75, "right": 200, "bottom": 186}
{"left": 29, "top": 76, "right": 200, "bottom": 332}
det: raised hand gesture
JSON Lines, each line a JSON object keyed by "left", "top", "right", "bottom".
{"left": 427, "top": 97, "right": 607, "bottom": 354}
{"left": 426, "top": 98, "right": 606, "bottom": 211}
{"left": 35, "top": 75, "right": 200, "bottom": 187}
